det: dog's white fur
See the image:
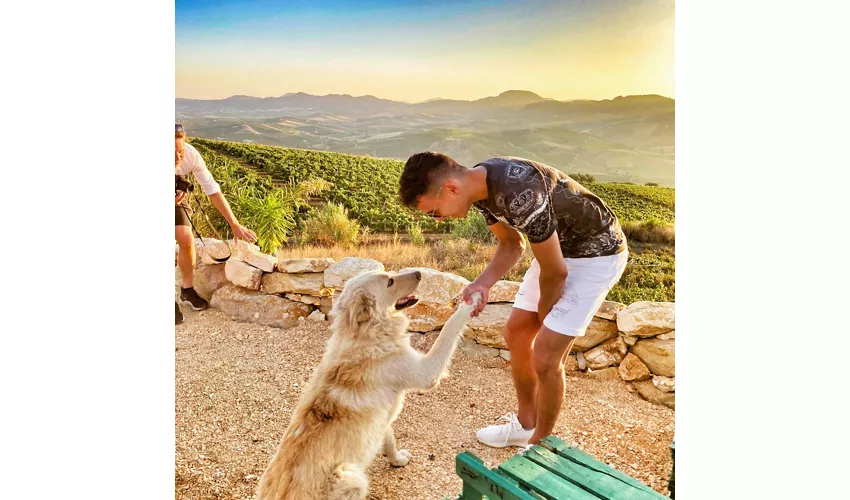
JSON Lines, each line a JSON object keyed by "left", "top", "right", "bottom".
{"left": 256, "top": 270, "right": 479, "bottom": 500}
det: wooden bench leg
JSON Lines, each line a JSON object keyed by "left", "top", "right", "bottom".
{"left": 462, "top": 482, "right": 484, "bottom": 500}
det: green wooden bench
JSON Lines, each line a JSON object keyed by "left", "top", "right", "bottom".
{"left": 449, "top": 436, "right": 670, "bottom": 500}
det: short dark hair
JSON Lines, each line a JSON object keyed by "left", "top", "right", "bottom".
{"left": 399, "top": 152, "right": 462, "bottom": 208}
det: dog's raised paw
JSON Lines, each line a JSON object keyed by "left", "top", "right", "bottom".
{"left": 389, "top": 449, "right": 411, "bottom": 467}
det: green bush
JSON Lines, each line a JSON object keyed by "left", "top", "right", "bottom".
{"left": 408, "top": 222, "right": 425, "bottom": 246}
{"left": 450, "top": 210, "right": 495, "bottom": 243}
{"left": 300, "top": 203, "right": 361, "bottom": 248}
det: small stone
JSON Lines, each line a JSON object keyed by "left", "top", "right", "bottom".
{"left": 499, "top": 350, "right": 511, "bottom": 362}
{"left": 618, "top": 353, "right": 652, "bottom": 381}
{"left": 652, "top": 375, "right": 675, "bottom": 392}
{"left": 459, "top": 336, "right": 500, "bottom": 357}
{"left": 307, "top": 310, "right": 326, "bottom": 322}
{"left": 576, "top": 351, "right": 587, "bottom": 371}
{"left": 594, "top": 300, "right": 626, "bottom": 320}
{"left": 657, "top": 330, "right": 676, "bottom": 340}
{"left": 584, "top": 337, "right": 627, "bottom": 370}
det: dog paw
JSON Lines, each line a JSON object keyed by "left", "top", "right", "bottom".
{"left": 389, "top": 449, "right": 411, "bottom": 467}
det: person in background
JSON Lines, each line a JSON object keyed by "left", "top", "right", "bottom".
{"left": 175, "top": 123, "right": 257, "bottom": 325}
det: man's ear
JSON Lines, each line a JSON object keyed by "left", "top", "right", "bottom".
{"left": 444, "top": 179, "right": 461, "bottom": 196}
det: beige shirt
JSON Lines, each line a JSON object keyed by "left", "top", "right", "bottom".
{"left": 175, "top": 143, "right": 220, "bottom": 196}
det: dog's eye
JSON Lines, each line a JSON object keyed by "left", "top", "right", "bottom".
{"left": 387, "top": 278, "right": 394, "bottom": 287}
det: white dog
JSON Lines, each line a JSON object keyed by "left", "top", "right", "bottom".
{"left": 256, "top": 269, "right": 480, "bottom": 500}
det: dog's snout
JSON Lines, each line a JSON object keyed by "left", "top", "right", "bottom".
{"left": 414, "top": 271, "right": 422, "bottom": 281}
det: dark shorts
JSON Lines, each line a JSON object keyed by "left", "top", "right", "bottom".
{"left": 176, "top": 203, "right": 193, "bottom": 227}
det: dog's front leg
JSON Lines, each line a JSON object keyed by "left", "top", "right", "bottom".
{"left": 382, "top": 425, "right": 411, "bottom": 467}
{"left": 405, "top": 294, "right": 480, "bottom": 390}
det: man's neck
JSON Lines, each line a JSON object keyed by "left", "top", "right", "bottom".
{"left": 465, "top": 166, "right": 489, "bottom": 204}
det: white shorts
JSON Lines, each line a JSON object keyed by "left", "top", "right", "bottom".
{"left": 512, "top": 250, "right": 629, "bottom": 337}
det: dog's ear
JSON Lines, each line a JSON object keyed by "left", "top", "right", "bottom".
{"left": 349, "top": 289, "right": 376, "bottom": 325}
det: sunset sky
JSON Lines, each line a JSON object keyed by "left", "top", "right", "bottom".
{"left": 176, "top": 0, "right": 674, "bottom": 102}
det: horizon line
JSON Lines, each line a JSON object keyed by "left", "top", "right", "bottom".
{"left": 175, "top": 90, "right": 675, "bottom": 104}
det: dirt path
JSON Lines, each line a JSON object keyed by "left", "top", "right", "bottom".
{"left": 175, "top": 308, "right": 674, "bottom": 499}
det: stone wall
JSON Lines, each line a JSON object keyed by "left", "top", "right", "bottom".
{"left": 176, "top": 239, "right": 675, "bottom": 409}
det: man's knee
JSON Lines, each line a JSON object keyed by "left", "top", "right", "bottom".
{"left": 504, "top": 311, "right": 541, "bottom": 351}
{"left": 533, "top": 350, "right": 565, "bottom": 378}
{"left": 175, "top": 226, "right": 194, "bottom": 248}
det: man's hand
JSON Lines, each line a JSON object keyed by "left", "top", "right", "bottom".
{"left": 230, "top": 222, "right": 258, "bottom": 245}
{"left": 175, "top": 191, "right": 188, "bottom": 206}
{"left": 462, "top": 281, "right": 491, "bottom": 318}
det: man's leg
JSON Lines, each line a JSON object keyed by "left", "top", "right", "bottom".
{"left": 175, "top": 224, "right": 196, "bottom": 288}
{"left": 529, "top": 326, "right": 575, "bottom": 444}
{"left": 503, "top": 309, "right": 542, "bottom": 430}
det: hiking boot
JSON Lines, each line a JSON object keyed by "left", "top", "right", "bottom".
{"left": 476, "top": 412, "right": 535, "bottom": 448}
{"left": 180, "top": 287, "right": 209, "bottom": 311}
{"left": 176, "top": 302, "right": 184, "bottom": 325}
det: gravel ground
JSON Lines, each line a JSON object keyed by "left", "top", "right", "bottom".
{"left": 176, "top": 308, "right": 674, "bottom": 499}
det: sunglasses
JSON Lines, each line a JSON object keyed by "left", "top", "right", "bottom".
{"left": 425, "top": 185, "right": 446, "bottom": 219}
{"left": 176, "top": 123, "right": 185, "bottom": 135}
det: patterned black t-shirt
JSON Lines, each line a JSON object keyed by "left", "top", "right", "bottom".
{"left": 472, "top": 157, "right": 627, "bottom": 258}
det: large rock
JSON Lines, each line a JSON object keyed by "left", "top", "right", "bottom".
{"left": 196, "top": 238, "right": 231, "bottom": 265}
{"left": 261, "top": 272, "right": 332, "bottom": 296}
{"left": 633, "top": 380, "right": 675, "bottom": 409}
{"left": 210, "top": 285, "right": 313, "bottom": 328}
{"left": 584, "top": 337, "right": 627, "bottom": 370}
{"left": 399, "top": 268, "right": 470, "bottom": 332}
{"left": 277, "top": 257, "right": 335, "bottom": 273}
{"left": 176, "top": 263, "right": 231, "bottom": 302}
{"left": 618, "top": 353, "right": 652, "bottom": 382}
{"left": 467, "top": 303, "right": 513, "bottom": 348}
{"left": 572, "top": 318, "right": 619, "bottom": 352}
{"left": 631, "top": 338, "right": 675, "bottom": 377}
{"left": 404, "top": 302, "right": 458, "bottom": 333}
{"left": 324, "top": 257, "right": 385, "bottom": 290}
{"left": 594, "top": 300, "right": 626, "bottom": 321}
{"left": 617, "top": 301, "right": 675, "bottom": 337}
{"left": 224, "top": 260, "right": 263, "bottom": 290}
{"left": 232, "top": 241, "right": 275, "bottom": 273}
{"left": 191, "top": 264, "right": 230, "bottom": 302}
{"left": 488, "top": 280, "right": 521, "bottom": 303}
{"left": 400, "top": 267, "right": 469, "bottom": 304}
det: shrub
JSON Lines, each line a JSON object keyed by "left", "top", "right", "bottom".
{"left": 299, "top": 203, "right": 361, "bottom": 248}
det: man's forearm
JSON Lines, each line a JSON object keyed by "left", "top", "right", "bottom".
{"left": 475, "top": 241, "right": 525, "bottom": 287}
{"left": 209, "top": 192, "right": 238, "bottom": 226}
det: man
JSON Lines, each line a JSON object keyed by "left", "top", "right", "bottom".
{"left": 175, "top": 124, "right": 257, "bottom": 324}
{"left": 398, "top": 152, "right": 628, "bottom": 448}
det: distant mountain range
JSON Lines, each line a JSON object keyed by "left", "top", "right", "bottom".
{"left": 176, "top": 90, "right": 673, "bottom": 119}
{"left": 175, "top": 91, "right": 675, "bottom": 186}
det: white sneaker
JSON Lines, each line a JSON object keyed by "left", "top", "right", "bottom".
{"left": 476, "top": 412, "right": 535, "bottom": 448}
